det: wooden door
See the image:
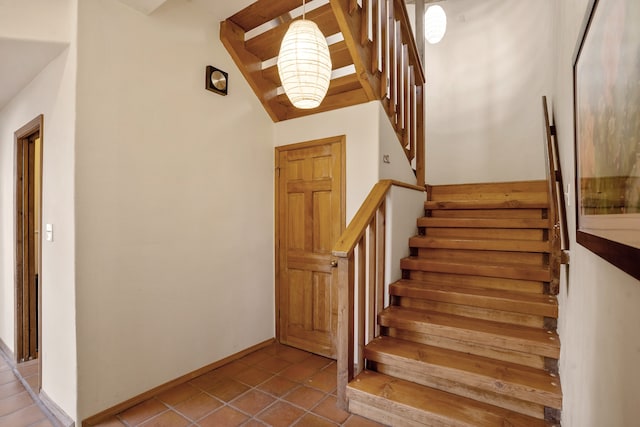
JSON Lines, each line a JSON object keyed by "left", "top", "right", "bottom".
{"left": 276, "top": 136, "right": 345, "bottom": 358}
{"left": 15, "top": 116, "right": 43, "bottom": 365}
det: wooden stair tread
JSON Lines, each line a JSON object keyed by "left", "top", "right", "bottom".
{"left": 406, "top": 271, "right": 546, "bottom": 294}
{"left": 428, "top": 180, "right": 549, "bottom": 201}
{"left": 365, "top": 336, "right": 562, "bottom": 408}
{"left": 379, "top": 306, "right": 560, "bottom": 358}
{"left": 417, "top": 217, "right": 551, "bottom": 229}
{"left": 425, "top": 200, "right": 548, "bottom": 210}
{"left": 390, "top": 279, "right": 558, "bottom": 317}
{"left": 409, "top": 235, "right": 551, "bottom": 253}
{"left": 347, "top": 370, "right": 551, "bottom": 427}
{"left": 401, "top": 257, "right": 552, "bottom": 282}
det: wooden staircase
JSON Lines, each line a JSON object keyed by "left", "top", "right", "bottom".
{"left": 345, "top": 180, "right": 562, "bottom": 426}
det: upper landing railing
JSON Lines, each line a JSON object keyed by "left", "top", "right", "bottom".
{"left": 331, "top": 0, "right": 425, "bottom": 186}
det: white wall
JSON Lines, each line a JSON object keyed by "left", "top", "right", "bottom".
{"left": 422, "top": 0, "right": 554, "bottom": 185}
{"left": 0, "top": 0, "right": 72, "bottom": 113}
{"left": 553, "top": 1, "right": 640, "bottom": 425}
{"left": 0, "top": 1, "right": 78, "bottom": 421}
{"left": 385, "top": 186, "right": 424, "bottom": 305}
{"left": 0, "top": 0, "right": 72, "bottom": 42}
{"left": 74, "top": 0, "right": 275, "bottom": 420}
{"left": 378, "top": 105, "right": 421, "bottom": 185}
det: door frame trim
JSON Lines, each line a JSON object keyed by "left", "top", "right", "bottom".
{"left": 274, "top": 135, "right": 346, "bottom": 345}
{"left": 14, "top": 114, "right": 43, "bottom": 385}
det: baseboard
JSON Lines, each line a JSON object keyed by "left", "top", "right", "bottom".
{"left": 0, "top": 337, "right": 15, "bottom": 363}
{"left": 40, "top": 390, "right": 75, "bottom": 427}
{"left": 82, "top": 338, "right": 275, "bottom": 426}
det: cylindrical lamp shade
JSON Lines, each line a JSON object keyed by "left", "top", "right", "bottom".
{"left": 424, "top": 5, "right": 447, "bottom": 44}
{"left": 277, "top": 19, "right": 332, "bottom": 109}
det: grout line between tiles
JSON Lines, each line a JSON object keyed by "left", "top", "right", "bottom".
{"left": 0, "top": 349, "right": 60, "bottom": 427}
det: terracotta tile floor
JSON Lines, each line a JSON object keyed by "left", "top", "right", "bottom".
{"left": 96, "top": 342, "right": 387, "bottom": 427}
{"left": 0, "top": 354, "right": 56, "bottom": 427}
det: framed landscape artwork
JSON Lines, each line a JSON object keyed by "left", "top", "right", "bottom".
{"left": 573, "top": 0, "right": 640, "bottom": 280}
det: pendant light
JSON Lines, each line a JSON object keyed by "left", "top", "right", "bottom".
{"left": 277, "top": 0, "right": 332, "bottom": 109}
{"left": 425, "top": 4, "right": 447, "bottom": 44}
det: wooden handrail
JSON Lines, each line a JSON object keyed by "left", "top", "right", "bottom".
{"left": 332, "top": 179, "right": 425, "bottom": 409}
{"left": 542, "top": 96, "right": 569, "bottom": 294}
{"left": 330, "top": 0, "right": 426, "bottom": 187}
{"left": 333, "top": 180, "right": 422, "bottom": 257}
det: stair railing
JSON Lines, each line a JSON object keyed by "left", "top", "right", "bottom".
{"left": 330, "top": 0, "right": 425, "bottom": 187}
{"left": 332, "top": 179, "right": 425, "bottom": 409}
{"left": 542, "top": 96, "right": 570, "bottom": 294}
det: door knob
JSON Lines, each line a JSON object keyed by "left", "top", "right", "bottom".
{"left": 330, "top": 259, "right": 338, "bottom": 268}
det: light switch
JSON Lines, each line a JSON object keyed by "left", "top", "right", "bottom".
{"left": 45, "top": 223, "right": 53, "bottom": 242}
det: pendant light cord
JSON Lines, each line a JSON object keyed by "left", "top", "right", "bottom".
{"left": 302, "top": 0, "right": 306, "bottom": 19}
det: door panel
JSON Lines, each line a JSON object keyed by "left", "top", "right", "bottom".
{"left": 277, "top": 137, "right": 345, "bottom": 358}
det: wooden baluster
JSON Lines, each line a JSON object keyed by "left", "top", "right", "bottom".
{"left": 395, "top": 23, "right": 402, "bottom": 129}
{"left": 367, "top": 216, "right": 377, "bottom": 343}
{"left": 357, "top": 236, "right": 366, "bottom": 375}
{"left": 375, "top": 203, "right": 386, "bottom": 337}
{"left": 402, "top": 45, "right": 410, "bottom": 152}
{"left": 380, "top": 0, "right": 388, "bottom": 100}
{"left": 371, "top": 0, "right": 379, "bottom": 74}
{"left": 361, "top": 0, "right": 369, "bottom": 45}
{"left": 336, "top": 255, "right": 354, "bottom": 410}
{"left": 415, "top": 84, "right": 425, "bottom": 187}
{"left": 408, "top": 65, "right": 416, "bottom": 160}
{"left": 388, "top": 5, "right": 396, "bottom": 116}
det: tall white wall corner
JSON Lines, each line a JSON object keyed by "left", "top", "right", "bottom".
{"left": 117, "top": 0, "right": 168, "bottom": 15}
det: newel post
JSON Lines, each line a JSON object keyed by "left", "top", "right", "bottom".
{"left": 336, "top": 255, "right": 354, "bottom": 410}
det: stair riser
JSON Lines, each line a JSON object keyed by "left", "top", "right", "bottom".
{"left": 406, "top": 271, "right": 546, "bottom": 294}
{"left": 365, "top": 354, "right": 561, "bottom": 409}
{"left": 395, "top": 298, "right": 546, "bottom": 328}
{"left": 428, "top": 208, "right": 545, "bottom": 219}
{"left": 370, "top": 361, "right": 545, "bottom": 419}
{"left": 414, "top": 248, "right": 546, "bottom": 266}
{"left": 390, "top": 284, "right": 558, "bottom": 318}
{"left": 417, "top": 218, "right": 550, "bottom": 229}
{"left": 379, "top": 318, "right": 560, "bottom": 359}
{"left": 348, "top": 391, "right": 467, "bottom": 427}
{"left": 410, "top": 237, "right": 551, "bottom": 253}
{"left": 401, "top": 259, "right": 552, "bottom": 282}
